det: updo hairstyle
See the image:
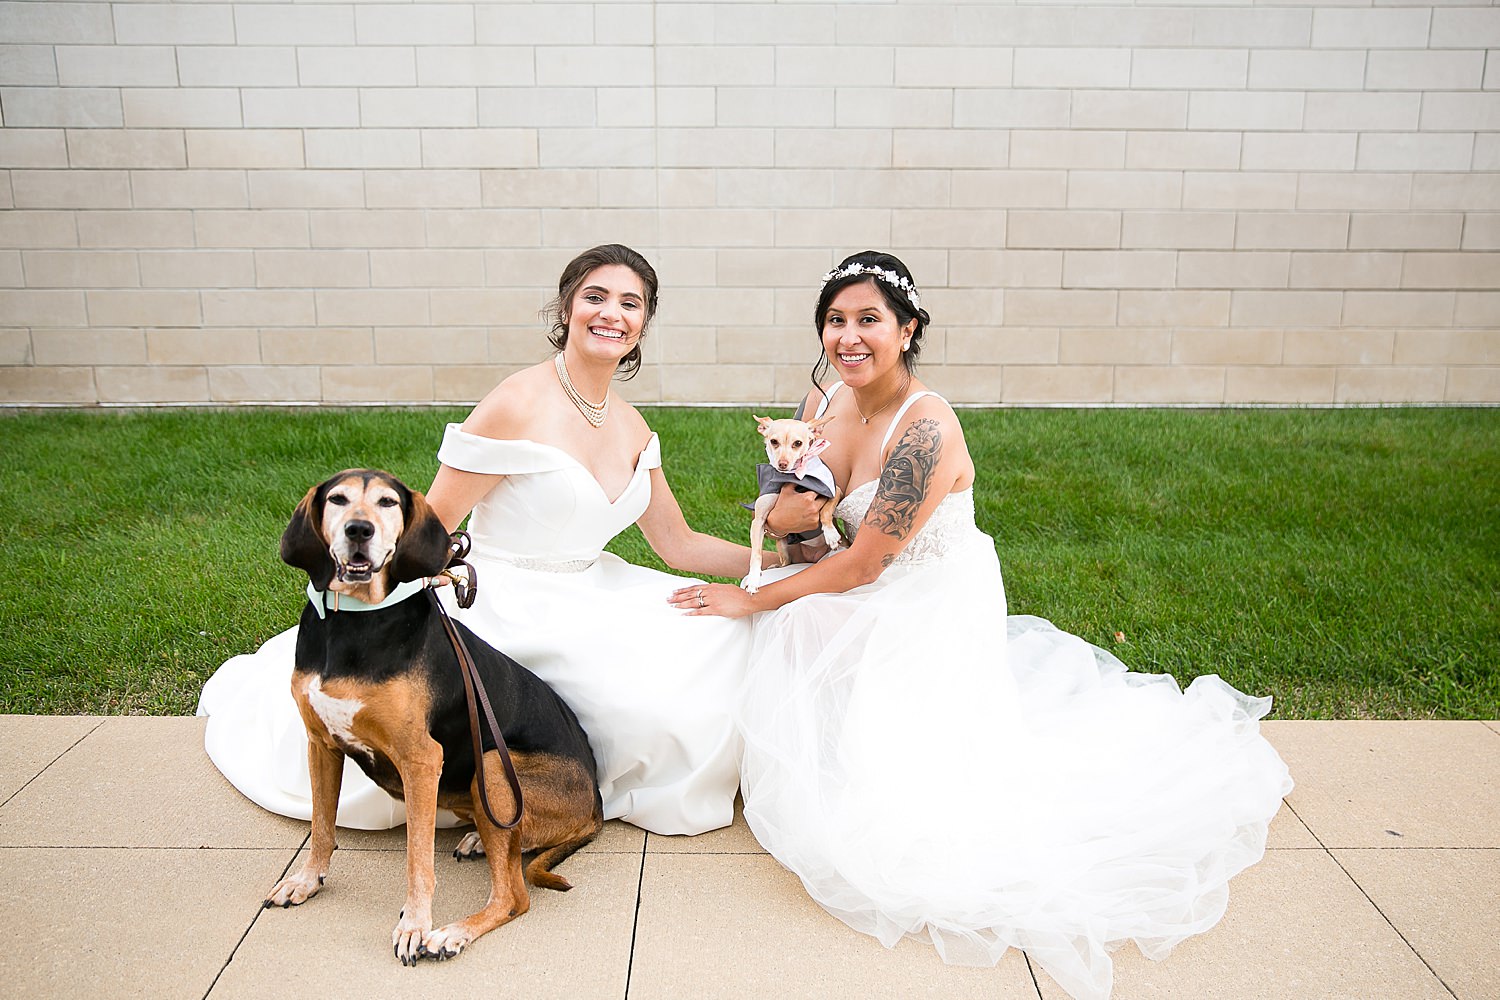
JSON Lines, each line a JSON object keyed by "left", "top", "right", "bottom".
{"left": 545, "top": 243, "right": 659, "bottom": 380}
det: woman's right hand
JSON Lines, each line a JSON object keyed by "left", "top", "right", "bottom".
{"left": 765, "top": 484, "right": 826, "bottom": 536}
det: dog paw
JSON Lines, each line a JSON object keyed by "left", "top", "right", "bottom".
{"left": 392, "top": 915, "right": 432, "bottom": 966}
{"left": 421, "top": 924, "right": 471, "bottom": 962}
{"left": 264, "top": 870, "right": 323, "bottom": 908}
{"left": 453, "top": 831, "right": 486, "bottom": 861}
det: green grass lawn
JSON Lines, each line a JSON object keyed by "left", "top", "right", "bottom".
{"left": 1, "top": 406, "right": 1495, "bottom": 720}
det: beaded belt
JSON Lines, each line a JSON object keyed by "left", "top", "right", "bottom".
{"left": 494, "top": 553, "right": 598, "bottom": 574}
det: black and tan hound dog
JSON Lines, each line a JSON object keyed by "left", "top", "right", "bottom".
{"left": 268, "top": 469, "right": 602, "bottom": 963}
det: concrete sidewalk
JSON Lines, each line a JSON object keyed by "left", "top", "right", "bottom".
{"left": 1, "top": 716, "right": 1495, "bottom": 1000}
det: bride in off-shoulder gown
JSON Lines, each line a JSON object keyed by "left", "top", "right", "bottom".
{"left": 199, "top": 426, "right": 750, "bottom": 836}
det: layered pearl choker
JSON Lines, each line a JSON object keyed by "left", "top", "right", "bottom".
{"left": 554, "top": 352, "right": 608, "bottom": 428}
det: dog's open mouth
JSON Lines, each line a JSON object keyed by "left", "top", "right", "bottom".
{"left": 336, "top": 555, "right": 375, "bottom": 583}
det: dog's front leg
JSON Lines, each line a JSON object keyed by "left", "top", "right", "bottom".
{"left": 266, "top": 737, "right": 344, "bottom": 907}
{"left": 421, "top": 758, "right": 527, "bottom": 960}
{"left": 745, "top": 493, "right": 781, "bottom": 592}
{"left": 391, "top": 736, "right": 443, "bottom": 965}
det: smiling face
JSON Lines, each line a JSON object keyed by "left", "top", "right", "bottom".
{"left": 564, "top": 264, "right": 647, "bottom": 363}
{"left": 821, "top": 278, "right": 917, "bottom": 389}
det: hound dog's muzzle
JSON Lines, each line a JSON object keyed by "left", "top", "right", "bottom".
{"left": 322, "top": 475, "right": 403, "bottom": 584}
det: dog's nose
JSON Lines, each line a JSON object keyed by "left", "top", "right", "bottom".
{"left": 345, "top": 519, "right": 375, "bottom": 542}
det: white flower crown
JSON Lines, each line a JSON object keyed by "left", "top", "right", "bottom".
{"left": 819, "top": 262, "right": 922, "bottom": 311}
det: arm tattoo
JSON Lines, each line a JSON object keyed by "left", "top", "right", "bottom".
{"left": 865, "top": 418, "right": 942, "bottom": 541}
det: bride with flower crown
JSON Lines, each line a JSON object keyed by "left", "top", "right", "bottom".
{"left": 670, "top": 251, "right": 1292, "bottom": 1000}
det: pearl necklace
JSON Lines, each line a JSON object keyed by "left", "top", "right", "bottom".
{"left": 554, "top": 352, "right": 608, "bottom": 428}
{"left": 854, "top": 372, "right": 912, "bottom": 425}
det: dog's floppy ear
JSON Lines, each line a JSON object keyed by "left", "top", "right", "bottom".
{"left": 280, "top": 483, "right": 336, "bottom": 590}
{"left": 808, "top": 414, "right": 836, "bottom": 435}
{"left": 390, "top": 486, "right": 452, "bottom": 583}
{"left": 754, "top": 414, "right": 773, "bottom": 434}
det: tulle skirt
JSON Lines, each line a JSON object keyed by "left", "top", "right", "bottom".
{"left": 738, "top": 541, "right": 1292, "bottom": 1000}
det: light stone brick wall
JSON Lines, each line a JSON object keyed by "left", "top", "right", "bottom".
{"left": 1, "top": 0, "right": 1497, "bottom": 407}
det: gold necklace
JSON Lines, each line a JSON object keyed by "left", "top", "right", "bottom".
{"left": 854, "top": 372, "right": 911, "bottom": 424}
{"left": 554, "top": 352, "right": 608, "bottom": 428}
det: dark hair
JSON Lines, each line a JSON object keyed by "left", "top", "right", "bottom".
{"left": 811, "top": 250, "right": 930, "bottom": 391}
{"left": 545, "top": 243, "right": 659, "bottom": 380}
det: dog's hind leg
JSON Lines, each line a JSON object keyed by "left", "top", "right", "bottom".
{"left": 522, "top": 756, "right": 603, "bottom": 891}
{"left": 266, "top": 737, "right": 344, "bottom": 908}
{"left": 820, "top": 491, "right": 844, "bottom": 552}
{"left": 453, "top": 830, "right": 485, "bottom": 861}
{"left": 744, "top": 493, "right": 780, "bottom": 592}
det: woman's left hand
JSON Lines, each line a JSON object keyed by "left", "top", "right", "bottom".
{"left": 668, "top": 582, "right": 760, "bottom": 619}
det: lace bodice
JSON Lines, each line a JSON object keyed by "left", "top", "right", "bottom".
{"left": 836, "top": 480, "right": 989, "bottom": 566}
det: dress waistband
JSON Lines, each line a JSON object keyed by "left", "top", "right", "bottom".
{"left": 492, "top": 553, "right": 598, "bottom": 574}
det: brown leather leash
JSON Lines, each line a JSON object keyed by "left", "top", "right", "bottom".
{"left": 430, "top": 531, "right": 524, "bottom": 831}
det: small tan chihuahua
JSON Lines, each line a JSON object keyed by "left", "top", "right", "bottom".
{"left": 744, "top": 414, "right": 844, "bottom": 593}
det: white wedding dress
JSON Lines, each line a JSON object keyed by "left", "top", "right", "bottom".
{"left": 199, "top": 428, "right": 750, "bottom": 835}
{"left": 738, "top": 389, "right": 1293, "bottom": 1000}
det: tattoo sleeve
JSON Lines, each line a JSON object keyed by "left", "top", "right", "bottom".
{"left": 865, "top": 418, "right": 942, "bottom": 541}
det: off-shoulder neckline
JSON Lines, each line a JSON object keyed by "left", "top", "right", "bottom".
{"left": 451, "top": 428, "right": 657, "bottom": 506}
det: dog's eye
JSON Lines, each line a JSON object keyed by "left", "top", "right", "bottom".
{"left": 769, "top": 438, "right": 780, "bottom": 446}
{"left": 327, "top": 495, "right": 349, "bottom": 506}
{"left": 377, "top": 497, "right": 399, "bottom": 508}
{"left": 792, "top": 439, "right": 804, "bottom": 448}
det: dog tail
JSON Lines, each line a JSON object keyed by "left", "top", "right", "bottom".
{"left": 526, "top": 832, "right": 596, "bottom": 891}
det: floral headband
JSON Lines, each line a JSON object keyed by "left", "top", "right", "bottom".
{"left": 819, "top": 262, "right": 922, "bottom": 311}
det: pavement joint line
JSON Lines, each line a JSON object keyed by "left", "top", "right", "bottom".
{"left": 1022, "top": 950, "right": 1045, "bottom": 998}
{"left": 0, "top": 718, "right": 104, "bottom": 811}
{"left": 201, "top": 831, "right": 310, "bottom": 1000}
{"left": 1284, "top": 800, "right": 1461, "bottom": 1000}
{"left": 623, "top": 830, "right": 649, "bottom": 999}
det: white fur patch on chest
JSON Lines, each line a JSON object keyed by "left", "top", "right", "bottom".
{"left": 305, "top": 676, "right": 372, "bottom": 755}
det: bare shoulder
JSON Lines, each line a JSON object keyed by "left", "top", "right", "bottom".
{"left": 902, "top": 392, "right": 966, "bottom": 441}
{"left": 882, "top": 393, "right": 963, "bottom": 452}
{"left": 879, "top": 392, "right": 973, "bottom": 485}
{"left": 462, "top": 362, "right": 550, "bottom": 439}
{"left": 610, "top": 394, "right": 652, "bottom": 435}
{"left": 610, "top": 396, "right": 658, "bottom": 455}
